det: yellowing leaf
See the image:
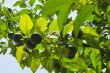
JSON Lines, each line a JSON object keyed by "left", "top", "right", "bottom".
{"left": 20, "top": 14, "right": 33, "bottom": 34}
{"left": 16, "top": 46, "right": 24, "bottom": 63}
{"left": 36, "top": 18, "right": 47, "bottom": 33}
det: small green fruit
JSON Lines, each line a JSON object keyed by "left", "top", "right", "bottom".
{"left": 30, "top": 33, "right": 42, "bottom": 45}
{"left": 26, "top": 39, "right": 36, "bottom": 49}
{"left": 13, "top": 34, "right": 23, "bottom": 46}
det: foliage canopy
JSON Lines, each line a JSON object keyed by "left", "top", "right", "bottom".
{"left": 0, "top": 0, "right": 110, "bottom": 73}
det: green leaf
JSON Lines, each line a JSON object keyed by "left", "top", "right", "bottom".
{"left": 86, "top": 68, "right": 96, "bottom": 73}
{"left": 68, "top": 58, "right": 87, "bottom": 72}
{"left": 29, "top": 0, "right": 35, "bottom": 6}
{"left": 57, "top": 5, "right": 70, "bottom": 31}
{"left": 41, "top": 57, "right": 53, "bottom": 72}
{"left": 84, "top": 47, "right": 92, "bottom": 58}
{"left": 16, "top": 46, "right": 24, "bottom": 63}
{"left": 48, "top": 19, "right": 59, "bottom": 33}
{"left": 35, "top": 44, "right": 45, "bottom": 50}
{"left": 90, "top": 48, "right": 101, "bottom": 71}
{"left": 19, "top": 9, "right": 30, "bottom": 15}
{"left": 82, "top": 26, "right": 99, "bottom": 37}
{"left": 13, "top": 1, "right": 26, "bottom": 8}
{"left": 0, "top": 23, "right": 7, "bottom": 32}
{"left": 42, "top": 0, "right": 73, "bottom": 15}
{"left": 36, "top": 17, "right": 47, "bottom": 33}
{"left": 95, "top": 5, "right": 101, "bottom": 15}
{"left": 85, "top": 48, "right": 101, "bottom": 72}
{"left": 63, "top": 21, "right": 73, "bottom": 36}
{"left": 96, "top": 61, "right": 102, "bottom": 73}
{"left": 74, "top": 5, "right": 94, "bottom": 37}
{"left": 13, "top": 1, "right": 21, "bottom": 7}
{"left": 20, "top": 14, "right": 33, "bottom": 34}
{"left": 107, "top": 61, "right": 110, "bottom": 70}
{"left": 0, "top": 49, "right": 7, "bottom": 55}
{"left": 28, "top": 56, "right": 40, "bottom": 73}
{"left": 20, "top": 3, "right": 27, "bottom": 8}
{"left": 106, "top": 39, "right": 110, "bottom": 49}
{"left": 38, "top": 0, "right": 44, "bottom": 4}
{"left": 34, "top": 5, "right": 42, "bottom": 12}
{"left": 75, "top": 58, "right": 87, "bottom": 69}
{"left": 20, "top": 59, "right": 28, "bottom": 70}
{"left": 83, "top": 36, "right": 99, "bottom": 48}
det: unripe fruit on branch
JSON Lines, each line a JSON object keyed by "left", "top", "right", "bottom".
{"left": 30, "top": 33, "right": 42, "bottom": 44}
{"left": 13, "top": 34, "right": 23, "bottom": 46}
{"left": 26, "top": 39, "right": 36, "bottom": 49}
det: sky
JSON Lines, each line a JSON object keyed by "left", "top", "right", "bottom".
{"left": 0, "top": 0, "right": 77, "bottom": 73}
{"left": 0, "top": 0, "right": 48, "bottom": 73}
{"left": 0, "top": 49, "right": 47, "bottom": 73}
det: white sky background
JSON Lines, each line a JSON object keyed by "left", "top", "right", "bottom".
{"left": 0, "top": 0, "right": 77, "bottom": 73}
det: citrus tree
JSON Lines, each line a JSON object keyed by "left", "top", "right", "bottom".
{"left": 0, "top": 0, "right": 110, "bottom": 73}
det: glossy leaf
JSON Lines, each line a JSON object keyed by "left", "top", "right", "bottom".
{"left": 42, "top": 0, "right": 73, "bottom": 15}
{"left": 20, "top": 14, "right": 33, "bottom": 34}
{"left": 16, "top": 46, "right": 24, "bottom": 63}
{"left": 74, "top": 5, "right": 94, "bottom": 37}
{"left": 57, "top": 5, "right": 70, "bottom": 31}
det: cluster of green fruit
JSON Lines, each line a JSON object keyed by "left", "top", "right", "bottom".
{"left": 26, "top": 33, "right": 42, "bottom": 49}
{"left": 8, "top": 33, "right": 24, "bottom": 46}
{"left": 8, "top": 33, "right": 42, "bottom": 49}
